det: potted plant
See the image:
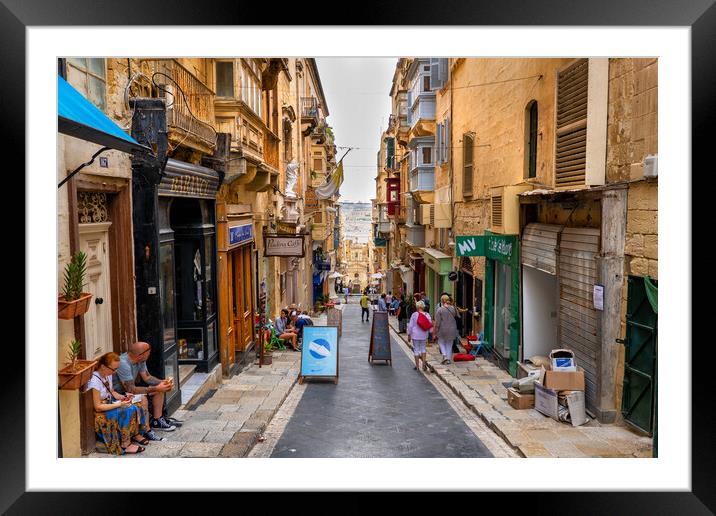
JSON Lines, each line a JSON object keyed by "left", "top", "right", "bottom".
{"left": 58, "top": 251, "right": 93, "bottom": 319}
{"left": 262, "top": 335, "right": 276, "bottom": 366}
{"left": 58, "top": 340, "right": 97, "bottom": 390}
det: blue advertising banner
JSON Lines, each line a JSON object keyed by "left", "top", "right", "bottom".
{"left": 229, "top": 223, "right": 253, "bottom": 247}
{"left": 300, "top": 326, "right": 339, "bottom": 382}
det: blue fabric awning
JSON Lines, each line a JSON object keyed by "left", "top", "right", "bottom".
{"left": 58, "top": 75, "right": 151, "bottom": 155}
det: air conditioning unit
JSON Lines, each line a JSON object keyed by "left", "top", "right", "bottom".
{"left": 490, "top": 185, "right": 533, "bottom": 234}
{"left": 643, "top": 154, "right": 658, "bottom": 178}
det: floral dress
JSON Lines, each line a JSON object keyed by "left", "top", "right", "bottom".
{"left": 86, "top": 372, "right": 147, "bottom": 455}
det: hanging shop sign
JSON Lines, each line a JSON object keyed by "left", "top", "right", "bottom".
{"left": 300, "top": 326, "right": 339, "bottom": 384}
{"left": 228, "top": 223, "right": 254, "bottom": 248}
{"left": 264, "top": 235, "right": 305, "bottom": 257}
{"left": 277, "top": 221, "right": 297, "bottom": 235}
{"left": 456, "top": 233, "right": 519, "bottom": 267}
{"left": 305, "top": 187, "right": 318, "bottom": 210}
{"left": 448, "top": 271, "right": 458, "bottom": 282}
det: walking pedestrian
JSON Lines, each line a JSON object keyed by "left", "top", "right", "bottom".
{"left": 344, "top": 286, "right": 349, "bottom": 304}
{"left": 421, "top": 292, "right": 430, "bottom": 314}
{"left": 397, "top": 294, "right": 408, "bottom": 333}
{"left": 360, "top": 291, "right": 370, "bottom": 322}
{"left": 434, "top": 294, "right": 459, "bottom": 364}
{"left": 408, "top": 300, "right": 433, "bottom": 372}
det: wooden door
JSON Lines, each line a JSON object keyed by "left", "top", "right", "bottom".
{"left": 232, "top": 246, "right": 254, "bottom": 352}
{"left": 241, "top": 246, "right": 254, "bottom": 350}
{"left": 79, "top": 222, "right": 113, "bottom": 359}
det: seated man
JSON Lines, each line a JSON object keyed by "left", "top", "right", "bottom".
{"left": 113, "top": 341, "right": 177, "bottom": 433}
{"left": 275, "top": 308, "right": 299, "bottom": 351}
{"left": 293, "top": 311, "right": 314, "bottom": 341}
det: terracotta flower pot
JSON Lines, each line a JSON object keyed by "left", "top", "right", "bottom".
{"left": 262, "top": 352, "right": 273, "bottom": 365}
{"left": 58, "top": 359, "right": 97, "bottom": 390}
{"left": 58, "top": 293, "right": 93, "bottom": 320}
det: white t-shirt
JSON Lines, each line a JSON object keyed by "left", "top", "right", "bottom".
{"left": 86, "top": 372, "right": 113, "bottom": 401}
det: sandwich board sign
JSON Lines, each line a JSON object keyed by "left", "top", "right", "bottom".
{"left": 368, "top": 311, "right": 392, "bottom": 365}
{"left": 299, "top": 326, "right": 339, "bottom": 384}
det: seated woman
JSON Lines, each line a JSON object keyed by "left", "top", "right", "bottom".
{"left": 275, "top": 308, "right": 299, "bottom": 351}
{"left": 86, "top": 352, "right": 149, "bottom": 455}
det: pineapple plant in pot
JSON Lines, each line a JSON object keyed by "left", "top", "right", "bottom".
{"left": 58, "top": 251, "right": 93, "bottom": 319}
{"left": 58, "top": 340, "right": 97, "bottom": 390}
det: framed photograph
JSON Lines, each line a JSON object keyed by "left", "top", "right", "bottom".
{"left": 11, "top": 1, "right": 712, "bottom": 511}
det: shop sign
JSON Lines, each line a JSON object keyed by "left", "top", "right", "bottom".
{"left": 264, "top": 235, "right": 305, "bottom": 257}
{"left": 456, "top": 234, "right": 518, "bottom": 267}
{"left": 305, "top": 188, "right": 318, "bottom": 210}
{"left": 448, "top": 271, "right": 458, "bottom": 281}
{"left": 374, "top": 237, "right": 387, "bottom": 247}
{"left": 229, "top": 223, "right": 253, "bottom": 247}
{"left": 277, "top": 221, "right": 297, "bottom": 235}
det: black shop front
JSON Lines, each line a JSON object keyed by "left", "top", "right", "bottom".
{"left": 133, "top": 157, "right": 221, "bottom": 414}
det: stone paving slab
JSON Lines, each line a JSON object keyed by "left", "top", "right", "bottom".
{"left": 388, "top": 317, "right": 653, "bottom": 459}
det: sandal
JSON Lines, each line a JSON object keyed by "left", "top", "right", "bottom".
{"left": 132, "top": 435, "right": 150, "bottom": 446}
{"left": 122, "top": 443, "right": 145, "bottom": 455}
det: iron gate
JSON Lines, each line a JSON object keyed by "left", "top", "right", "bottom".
{"left": 621, "top": 276, "right": 657, "bottom": 435}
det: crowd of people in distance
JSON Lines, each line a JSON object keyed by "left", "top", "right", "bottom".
{"left": 364, "top": 288, "right": 467, "bottom": 369}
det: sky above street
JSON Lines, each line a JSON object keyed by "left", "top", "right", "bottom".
{"left": 315, "top": 58, "right": 397, "bottom": 203}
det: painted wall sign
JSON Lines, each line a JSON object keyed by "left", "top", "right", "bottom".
{"left": 264, "top": 235, "right": 305, "bottom": 257}
{"left": 369, "top": 311, "right": 392, "bottom": 364}
{"left": 158, "top": 160, "right": 220, "bottom": 199}
{"left": 305, "top": 187, "right": 318, "bottom": 209}
{"left": 300, "top": 326, "right": 339, "bottom": 383}
{"left": 456, "top": 236, "right": 486, "bottom": 257}
{"left": 229, "top": 223, "right": 253, "bottom": 247}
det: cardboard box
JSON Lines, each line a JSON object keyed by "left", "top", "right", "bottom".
{"left": 534, "top": 381, "right": 559, "bottom": 420}
{"left": 507, "top": 387, "right": 535, "bottom": 409}
{"left": 544, "top": 368, "right": 585, "bottom": 391}
{"left": 549, "top": 349, "right": 577, "bottom": 371}
{"left": 517, "top": 361, "right": 543, "bottom": 379}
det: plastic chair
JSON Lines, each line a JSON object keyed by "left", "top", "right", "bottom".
{"left": 470, "top": 331, "right": 486, "bottom": 356}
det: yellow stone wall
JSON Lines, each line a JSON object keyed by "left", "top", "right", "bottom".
{"left": 607, "top": 58, "right": 658, "bottom": 416}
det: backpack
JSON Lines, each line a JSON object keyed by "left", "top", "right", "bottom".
{"left": 417, "top": 311, "right": 433, "bottom": 331}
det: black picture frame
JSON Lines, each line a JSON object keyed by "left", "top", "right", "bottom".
{"left": 7, "top": 0, "right": 713, "bottom": 512}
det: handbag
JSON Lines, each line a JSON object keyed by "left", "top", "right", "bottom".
{"left": 417, "top": 311, "right": 433, "bottom": 331}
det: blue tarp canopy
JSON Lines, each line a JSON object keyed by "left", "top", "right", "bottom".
{"left": 58, "top": 75, "right": 151, "bottom": 155}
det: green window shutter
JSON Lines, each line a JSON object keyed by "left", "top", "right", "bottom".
{"left": 445, "top": 117, "right": 450, "bottom": 163}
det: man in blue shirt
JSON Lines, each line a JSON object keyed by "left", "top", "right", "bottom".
{"left": 114, "top": 341, "right": 177, "bottom": 433}
{"left": 378, "top": 293, "right": 388, "bottom": 311}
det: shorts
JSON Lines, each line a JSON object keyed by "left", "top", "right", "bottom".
{"left": 412, "top": 339, "right": 427, "bottom": 356}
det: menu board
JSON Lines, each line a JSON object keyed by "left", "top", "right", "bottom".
{"left": 300, "top": 326, "right": 339, "bottom": 384}
{"left": 369, "top": 311, "right": 392, "bottom": 365}
{"left": 327, "top": 307, "right": 342, "bottom": 338}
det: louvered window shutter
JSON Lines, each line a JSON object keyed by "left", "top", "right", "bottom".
{"left": 407, "top": 90, "right": 413, "bottom": 125}
{"left": 445, "top": 117, "right": 450, "bottom": 163}
{"left": 555, "top": 59, "right": 588, "bottom": 187}
{"left": 463, "top": 133, "right": 473, "bottom": 196}
{"left": 436, "top": 123, "right": 442, "bottom": 164}
{"left": 430, "top": 59, "right": 440, "bottom": 90}
{"left": 439, "top": 58, "right": 448, "bottom": 84}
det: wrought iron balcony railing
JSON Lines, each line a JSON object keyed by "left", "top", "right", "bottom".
{"left": 143, "top": 59, "right": 216, "bottom": 150}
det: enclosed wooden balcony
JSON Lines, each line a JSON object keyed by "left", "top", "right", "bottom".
{"left": 143, "top": 59, "right": 216, "bottom": 154}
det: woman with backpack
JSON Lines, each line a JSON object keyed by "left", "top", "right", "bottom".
{"left": 434, "top": 295, "right": 459, "bottom": 364}
{"left": 407, "top": 300, "right": 433, "bottom": 372}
